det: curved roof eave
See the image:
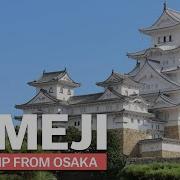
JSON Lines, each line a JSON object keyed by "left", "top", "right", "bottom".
{"left": 139, "top": 8, "right": 180, "bottom": 35}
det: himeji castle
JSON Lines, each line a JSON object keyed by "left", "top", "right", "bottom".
{"left": 16, "top": 3, "right": 180, "bottom": 158}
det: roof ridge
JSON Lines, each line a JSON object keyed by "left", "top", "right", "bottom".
{"left": 71, "top": 92, "right": 103, "bottom": 98}
{"left": 166, "top": 8, "right": 180, "bottom": 22}
{"left": 40, "top": 89, "right": 59, "bottom": 102}
{"left": 159, "top": 94, "right": 177, "bottom": 105}
{"left": 167, "top": 8, "right": 180, "bottom": 14}
{"left": 43, "top": 69, "right": 66, "bottom": 75}
{"left": 147, "top": 60, "right": 180, "bottom": 87}
{"left": 107, "top": 87, "right": 127, "bottom": 99}
{"left": 127, "top": 62, "right": 140, "bottom": 76}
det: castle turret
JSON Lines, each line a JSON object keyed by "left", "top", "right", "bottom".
{"left": 28, "top": 69, "right": 80, "bottom": 101}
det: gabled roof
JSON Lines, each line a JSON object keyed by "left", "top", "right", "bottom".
{"left": 139, "top": 7, "right": 180, "bottom": 35}
{"left": 15, "top": 89, "right": 66, "bottom": 109}
{"left": 127, "top": 46, "right": 180, "bottom": 60}
{"left": 150, "top": 93, "right": 178, "bottom": 110}
{"left": 69, "top": 93, "right": 103, "bottom": 105}
{"left": 68, "top": 88, "right": 127, "bottom": 105}
{"left": 28, "top": 68, "right": 80, "bottom": 88}
{"left": 127, "top": 62, "right": 141, "bottom": 77}
{"left": 132, "top": 59, "right": 180, "bottom": 89}
{"left": 96, "top": 71, "right": 140, "bottom": 87}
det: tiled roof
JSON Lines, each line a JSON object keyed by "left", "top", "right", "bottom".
{"left": 15, "top": 89, "right": 67, "bottom": 109}
{"left": 127, "top": 62, "right": 141, "bottom": 77}
{"left": 139, "top": 8, "right": 180, "bottom": 34}
{"left": 37, "top": 70, "right": 66, "bottom": 83}
{"left": 149, "top": 93, "right": 179, "bottom": 110}
{"left": 96, "top": 71, "right": 139, "bottom": 87}
{"left": 28, "top": 69, "right": 80, "bottom": 87}
{"left": 130, "top": 59, "right": 180, "bottom": 88}
{"left": 69, "top": 93, "right": 103, "bottom": 104}
{"left": 127, "top": 46, "right": 180, "bottom": 60}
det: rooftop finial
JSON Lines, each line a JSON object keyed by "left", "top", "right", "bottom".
{"left": 43, "top": 69, "right": 46, "bottom": 74}
{"left": 163, "top": 0, "right": 167, "bottom": 11}
{"left": 112, "top": 69, "right": 114, "bottom": 74}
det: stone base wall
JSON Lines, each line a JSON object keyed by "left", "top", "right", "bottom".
{"left": 162, "top": 151, "right": 180, "bottom": 158}
{"left": 141, "top": 151, "right": 162, "bottom": 158}
{"left": 111, "top": 128, "right": 151, "bottom": 157}
{"left": 123, "top": 129, "right": 151, "bottom": 157}
{"left": 164, "top": 126, "right": 180, "bottom": 139}
{"left": 141, "top": 151, "right": 180, "bottom": 158}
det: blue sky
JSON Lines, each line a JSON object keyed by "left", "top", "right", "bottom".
{"left": 0, "top": 0, "right": 179, "bottom": 114}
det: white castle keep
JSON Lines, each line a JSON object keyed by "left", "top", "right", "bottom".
{"left": 16, "top": 3, "right": 180, "bottom": 158}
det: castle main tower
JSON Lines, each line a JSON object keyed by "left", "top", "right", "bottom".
{"left": 128, "top": 3, "right": 180, "bottom": 139}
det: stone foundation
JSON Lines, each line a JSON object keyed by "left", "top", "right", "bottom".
{"left": 111, "top": 128, "right": 151, "bottom": 157}
{"left": 162, "top": 151, "right": 180, "bottom": 158}
{"left": 164, "top": 126, "right": 180, "bottom": 139}
{"left": 141, "top": 151, "right": 162, "bottom": 158}
{"left": 141, "top": 151, "right": 180, "bottom": 158}
{"left": 139, "top": 138, "right": 180, "bottom": 158}
{"left": 123, "top": 129, "right": 151, "bottom": 157}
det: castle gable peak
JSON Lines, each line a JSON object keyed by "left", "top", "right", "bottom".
{"left": 140, "top": 8, "right": 180, "bottom": 35}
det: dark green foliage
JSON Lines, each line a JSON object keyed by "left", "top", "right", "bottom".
{"left": 0, "top": 171, "right": 56, "bottom": 180}
{"left": 59, "top": 128, "right": 127, "bottom": 180}
{"left": 0, "top": 126, "right": 127, "bottom": 180}
{"left": 122, "top": 163, "right": 180, "bottom": 180}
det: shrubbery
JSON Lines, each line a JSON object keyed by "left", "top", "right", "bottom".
{"left": 121, "top": 163, "right": 180, "bottom": 180}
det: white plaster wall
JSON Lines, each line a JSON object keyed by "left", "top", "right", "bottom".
{"left": 56, "top": 85, "right": 74, "bottom": 101}
{"left": 120, "top": 86, "right": 139, "bottom": 96}
{"left": 36, "top": 84, "right": 74, "bottom": 101}
{"left": 162, "top": 143, "right": 180, "bottom": 152}
{"left": 152, "top": 28, "right": 180, "bottom": 49}
{"left": 123, "top": 102, "right": 148, "bottom": 113}
{"left": 140, "top": 142, "right": 162, "bottom": 152}
{"left": 69, "top": 102, "right": 123, "bottom": 116}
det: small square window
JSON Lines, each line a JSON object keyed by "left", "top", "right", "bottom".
{"left": 49, "top": 87, "right": 53, "bottom": 93}
{"left": 60, "top": 87, "right": 63, "bottom": 93}
{"left": 169, "top": 35, "right": 172, "bottom": 42}
{"left": 67, "top": 89, "right": 71, "bottom": 95}
{"left": 131, "top": 118, "right": 134, "bottom": 123}
{"left": 164, "top": 36, "right": 166, "bottom": 43}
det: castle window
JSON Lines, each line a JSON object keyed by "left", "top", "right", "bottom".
{"left": 77, "top": 121, "right": 80, "bottom": 126}
{"left": 125, "top": 90, "right": 128, "bottom": 96}
{"left": 67, "top": 89, "right": 71, "bottom": 95}
{"left": 131, "top": 118, "right": 134, "bottom": 123}
{"left": 137, "top": 119, "right": 140, "bottom": 124}
{"left": 49, "top": 87, "right": 53, "bottom": 93}
{"left": 156, "top": 124, "right": 160, "bottom": 130}
{"left": 163, "top": 36, "right": 166, "bottom": 43}
{"left": 60, "top": 87, "right": 63, "bottom": 93}
{"left": 74, "top": 122, "right": 77, "bottom": 126}
{"left": 169, "top": 35, "right": 172, "bottom": 42}
{"left": 158, "top": 37, "right": 161, "bottom": 44}
{"left": 81, "top": 107, "right": 86, "bottom": 113}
